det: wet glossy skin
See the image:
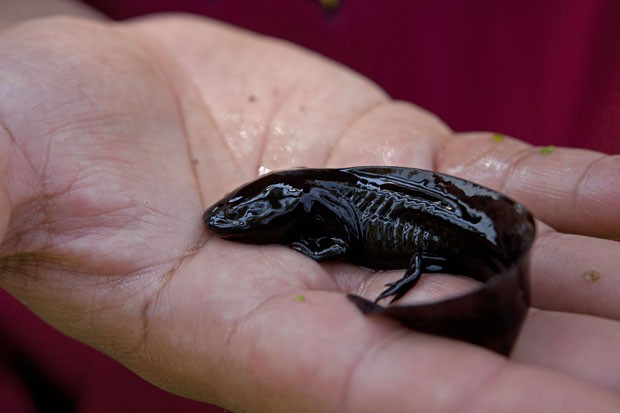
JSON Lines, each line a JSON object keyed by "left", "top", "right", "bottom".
{"left": 204, "top": 167, "right": 535, "bottom": 355}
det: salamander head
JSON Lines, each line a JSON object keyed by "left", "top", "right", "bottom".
{"left": 204, "top": 180, "right": 304, "bottom": 244}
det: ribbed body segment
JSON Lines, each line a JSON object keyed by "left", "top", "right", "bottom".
{"left": 342, "top": 186, "right": 443, "bottom": 269}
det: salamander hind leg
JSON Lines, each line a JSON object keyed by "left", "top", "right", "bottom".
{"left": 375, "top": 252, "right": 423, "bottom": 304}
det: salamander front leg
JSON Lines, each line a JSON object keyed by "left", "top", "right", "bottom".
{"left": 375, "top": 252, "right": 422, "bottom": 303}
{"left": 291, "top": 237, "right": 349, "bottom": 261}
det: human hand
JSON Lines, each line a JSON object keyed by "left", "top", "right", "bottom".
{"left": 1, "top": 14, "right": 619, "bottom": 412}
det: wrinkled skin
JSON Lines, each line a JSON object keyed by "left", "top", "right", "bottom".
{"left": 1, "top": 6, "right": 620, "bottom": 413}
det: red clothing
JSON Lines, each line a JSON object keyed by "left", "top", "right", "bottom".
{"left": 87, "top": 0, "right": 620, "bottom": 154}
{"left": 2, "top": 1, "right": 618, "bottom": 412}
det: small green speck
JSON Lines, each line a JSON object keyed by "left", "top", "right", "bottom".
{"left": 491, "top": 133, "right": 505, "bottom": 142}
{"left": 295, "top": 295, "right": 305, "bottom": 302}
{"left": 539, "top": 145, "right": 556, "bottom": 154}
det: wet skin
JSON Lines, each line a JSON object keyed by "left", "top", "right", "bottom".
{"left": 204, "top": 166, "right": 535, "bottom": 355}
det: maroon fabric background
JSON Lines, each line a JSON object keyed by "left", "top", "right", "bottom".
{"left": 2, "top": 1, "right": 618, "bottom": 412}
{"left": 86, "top": 0, "right": 620, "bottom": 154}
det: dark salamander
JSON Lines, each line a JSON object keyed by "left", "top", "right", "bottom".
{"left": 204, "top": 167, "right": 535, "bottom": 355}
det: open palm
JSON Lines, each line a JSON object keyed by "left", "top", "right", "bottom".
{"left": 1, "top": 14, "right": 619, "bottom": 412}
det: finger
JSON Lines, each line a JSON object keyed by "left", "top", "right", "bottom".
{"left": 350, "top": 224, "right": 620, "bottom": 327}
{"left": 153, "top": 291, "right": 620, "bottom": 412}
{"left": 438, "top": 132, "right": 620, "bottom": 238}
{"left": 513, "top": 310, "right": 620, "bottom": 394}
{"left": 529, "top": 225, "right": 620, "bottom": 320}
{"left": 325, "top": 100, "right": 452, "bottom": 168}
{"left": 342, "top": 324, "right": 620, "bottom": 413}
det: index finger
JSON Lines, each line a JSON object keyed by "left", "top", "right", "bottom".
{"left": 439, "top": 132, "right": 620, "bottom": 238}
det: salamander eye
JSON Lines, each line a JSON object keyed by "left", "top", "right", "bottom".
{"left": 224, "top": 208, "right": 238, "bottom": 219}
